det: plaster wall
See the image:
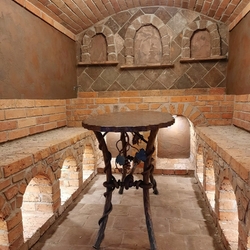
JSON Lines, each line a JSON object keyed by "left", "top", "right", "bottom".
{"left": 0, "top": 0, "right": 77, "bottom": 99}
{"left": 227, "top": 12, "right": 250, "bottom": 95}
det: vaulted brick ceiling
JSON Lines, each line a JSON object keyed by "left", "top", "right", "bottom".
{"left": 27, "top": 0, "right": 249, "bottom": 34}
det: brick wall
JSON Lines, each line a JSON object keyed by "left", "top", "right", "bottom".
{"left": 67, "top": 88, "right": 234, "bottom": 127}
{"left": 1, "top": 88, "right": 245, "bottom": 145}
{"left": 233, "top": 94, "right": 250, "bottom": 132}
{"left": 0, "top": 100, "right": 66, "bottom": 143}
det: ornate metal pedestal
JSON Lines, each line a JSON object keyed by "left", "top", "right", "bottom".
{"left": 82, "top": 111, "right": 174, "bottom": 250}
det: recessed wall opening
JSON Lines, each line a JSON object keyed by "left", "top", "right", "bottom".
{"left": 102, "top": 115, "right": 196, "bottom": 173}
{"left": 22, "top": 174, "right": 53, "bottom": 241}
{"left": 196, "top": 146, "right": 204, "bottom": 185}
{"left": 191, "top": 29, "right": 211, "bottom": 58}
{"left": 218, "top": 178, "right": 238, "bottom": 250}
{"left": 204, "top": 159, "right": 215, "bottom": 210}
{"left": 156, "top": 115, "right": 193, "bottom": 171}
{"left": 60, "top": 156, "right": 79, "bottom": 204}
{"left": 83, "top": 144, "right": 95, "bottom": 181}
{"left": 90, "top": 34, "right": 107, "bottom": 62}
{"left": 134, "top": 25, "right": 162, "bottom": 65}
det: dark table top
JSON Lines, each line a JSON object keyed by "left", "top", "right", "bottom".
{"left": 82, "top": 111, "right": 175, "bottom": 132}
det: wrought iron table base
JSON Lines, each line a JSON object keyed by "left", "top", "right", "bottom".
{"left": 93, "top": 129, "right": 159, "bottom": 250}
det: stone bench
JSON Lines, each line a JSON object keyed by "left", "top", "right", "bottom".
{"left": 0, "top": 127, "right": 100, "bottom": 250}
{"left": 196, "top": 125, "right": 250, "bottom": 250}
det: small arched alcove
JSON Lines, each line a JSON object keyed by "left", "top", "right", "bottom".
{"left": 204, "top": 158, "right": 215, "bottom": 210}
{"left": 80, "top": 25, "right": 117, "bottom": 64}
{"left": 134, "top": 25, "right": 162, "bottom": 65}
{"left": 60, "top": 156, "right": 79, "bottom": 205}
{"left": 156, "top": 115, "right": 193, "bottom": 171}
{"left": 181, "top": 20, "right": 222, "bottom": 61}
{"left": 83, "top": 144, "right": 95, "bottom": 181}
{"left": 191, "top": 29, "right": 211, "bottom": 58}
{"left": 196, "top": 145, "right": 204, "bottom": 185}
{"left": 157, "top": 115, "right": 190, "bottom": 159}
{"left": 123, "top": 14, "right": 171, "bottom": 68}
{"left": 22, "top": 174, "right": 53, "bottom": 241}
{"left": 217, "top": 177, "right": 238, "bottom": 250}
{"left": 89, "top": 34, "right": 107, "bottom": 62}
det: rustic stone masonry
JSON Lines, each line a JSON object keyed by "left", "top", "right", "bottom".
{"left": 2, "top": 90, "right": 250, "bottom": 249}
{"left": 196, "top": 126, "right": 250, "bottom": 250}
{"left": 76, "top": 7, "right": 228, "bottom": 92}
{"left": 0, "top": 127, "right": 101, "bottom": 250}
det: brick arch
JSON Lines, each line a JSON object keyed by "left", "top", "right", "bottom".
{"left": 86, "top": 103, "right": 208, "bottom": 127}
{"left": 0, "top": 163, "right": 57, "bottom": 221}
{"left": 58, "top": 148, "right": 81, "bottom": 171}
{"left": 88, "top": 105, "right": 131, "bottom": 117}
{"left": 82, "top": 135, "right": 98, "bottom": 161}
{"left": 216, "top": 175, "right": 239, "bottom": 249}
{"left": 181, "top": 20, "right": 221, "bottom": 59}
{"left": 82, "top": 139, "right": 96, "bottom": 178}
{"left": 57, "top": 148, "right": 81, "bottom": 205}
{"left": 204, "top": 154, "right": 216, "bottom": 210}
{"left": 82, "top": 135, "right": 98, "bottom": 157}
{"left": 196, "top": 144, "right": 205, "bottom": 185}
{"left": 124, "top": 14, "right": 171, "bottom": 65}
{"left": 159, "top": 103, "right": 208, "bottom": 126}
{"left": 0, "top": 164, "right": 56, "bottom": 248}
{"left": 81, "top": 25, "right": 117, "bottom": 63}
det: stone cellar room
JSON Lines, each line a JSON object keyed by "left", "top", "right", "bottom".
{"left": 1, "top": 0, "right": 250, "bottom": 250}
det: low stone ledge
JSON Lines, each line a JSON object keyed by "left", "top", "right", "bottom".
{"left": 0, "top": 126, "right": 98, "bottom": 249}
{"left": 0, "top": 127, "right": 92, "bottom": 178}
{"left": 196, "top": 125, "right": 250, "bottom": 183}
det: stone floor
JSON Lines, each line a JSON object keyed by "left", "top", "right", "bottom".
{"left": 31, "top": 174, "right": 225, "bottom": 250}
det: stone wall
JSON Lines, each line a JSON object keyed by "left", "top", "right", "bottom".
{"left": 76, "top": 7, "right": 228, "bottom": 92}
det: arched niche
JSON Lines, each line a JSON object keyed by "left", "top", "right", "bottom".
{"left": 217, "top": 177, "right": 238, "bottom": 249}
{"left": 204, "top": 158, "right": 215, "bottom": 210}
{"left": 134, "top": 25, "right": 162, "bottom": 65}
{"left": 181, "top": 20, "right": 227, "bottom": 62}
{"left": 157, "top": 115, "right": 190, "bottom": 159}
{"left": 122, "top": 14, "right": 173, "bottom": 69}
{"left": 191, "top": 29, "right": 211, "bottom": 58}
{"left": 80, "top": 25, "right": 118, "bottom": 66}
{"left": 22, "top": 174, "right": 54, "bottom": 241}
{"left": 90, "top": 34, "right": 107, "bottom": 62}
{"left": 60, "top": 155, "right": 79, "bottom": 205}
{"left": 82, "top": 144, "right": 95, "bottom": 181}
{"left": 196, "top": 145, "right": 204, "bottom": 185}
